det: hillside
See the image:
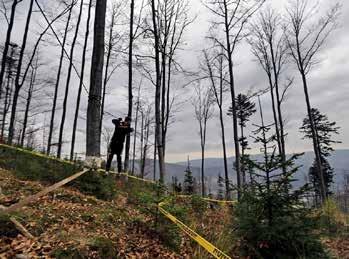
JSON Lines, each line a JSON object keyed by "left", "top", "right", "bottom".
{"left": 0, "top": 168, "right": 235, "bottom": 258}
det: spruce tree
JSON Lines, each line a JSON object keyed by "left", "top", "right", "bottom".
{"left": 300, "top": 108, "right": 340, "bottom": 201}
{"left": 229, "top": 93, "right": 256, "bottom": 184}
{"left": 234, "top": 98, "right": 327, "bottom": 258}
{"left": 217, "top": 173, "right": 224, "bottom": 200}
{"left": 183, "top": 157, "right": 194, "bottom": 195}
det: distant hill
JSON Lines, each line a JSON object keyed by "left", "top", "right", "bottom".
{"left": 126, "top": 150, "right": 349, "bottom": 192}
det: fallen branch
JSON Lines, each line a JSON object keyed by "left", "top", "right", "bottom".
{"left": 3, "top": 169, "right": 89, "bottom": 213}
{"left": 10, "top": 217, "right": 35, "bottom": 239}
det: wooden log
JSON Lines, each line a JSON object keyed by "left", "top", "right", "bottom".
{"left": 10, "top": 217, "right": 35, "bottom": 239}
{"left": 3, "top": 169, "right": 89, "bottom": 213}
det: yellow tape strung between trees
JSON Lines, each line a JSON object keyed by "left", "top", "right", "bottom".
{"left": 1, "top": 143, "right": 234, "bottom": 258}
{"left": 0, "top": 143, "right": 75, "bottom": 165}
{"left": 158, "top": 201, "right": 232, "bottom": 259}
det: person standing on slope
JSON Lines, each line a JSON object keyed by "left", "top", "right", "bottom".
{"left": 106, "top": 117, "right": 133, "bottom": 173}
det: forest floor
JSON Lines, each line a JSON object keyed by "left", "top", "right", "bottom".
{"left": 0, "top": 168, "right": 349, "bottom": 258}
{"left": 0, "top": 168, "right": 235, "bottom": 258}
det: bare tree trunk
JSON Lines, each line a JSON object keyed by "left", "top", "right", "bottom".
{"left": 0, "top": 0, "right": 19, "bottom": 100}
{"left": 201, "top": 133, "right": 205, "bottom": 197}
{"left": 140, "top": 112, "right": 144, "bottom": 177}
{"left": 153, "top": 135, "right": 157, "bottom": 181}
{"left": 8, "top": 0, "right": 34, "bottom": 145}
{"left": 141, "top": 115, "right": 150, "bottom": 178}
{"left": 131, "top": 84, "right": 141, "bottom": 175}
{"left": 70, "top": 0, "right": 92, "bottom": 161}
{"left": 124, "top": 0, "right": 135, "bottom": 172}
{"left": 20, "top": 66, "right": 36, "bottom": 146}
{"left": 150, "top": 0, "right": 165, "bottom": 183}
{"left": 57, "top": 0, "right": 83, "bottom": 158}
{"left": 267, "top": 72, "right": 282, "bottom": 155}
{"left": 100, "top": 6, "right": 116, "bottom": 134}
{"left": 47, "top": 2, "right": 74, "bottom": 155}
{"left": 300, "top": 70, "right": 326, "bottom": 201}
{"left": 222, "top": 0, "right": 241, "bottom": 200}
{"left": 1, "top": 45, "right": 16, "bottom": 139}
{"left": 86, "top": 0, "right": 107, "bottom": 157}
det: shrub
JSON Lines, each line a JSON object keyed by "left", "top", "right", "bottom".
{"left": 318, "top": 198, "right": 349, "bottom": 235}
{"left": 234, "top": 189, "right": 328, "bottom": 259}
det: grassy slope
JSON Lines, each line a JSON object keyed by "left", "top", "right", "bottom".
{"left": 1, "top": 165, "right": 348, "bottom": 259}
{"left": 0, "top": 169, "right": 185, "bottom": 258}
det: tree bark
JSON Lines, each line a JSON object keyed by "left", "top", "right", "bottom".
{"left": 70, "top": 0, "right": 92, "bottom": 161}
{"left": 86, "top": 0, "right": 107, "bottom": 157}
{"left": 100, "top": 6, "right": 115, "bottom": 134}
{"left": 57, "top": 0, "right": 83, "bottom": 158}
{"left": 131, "top": 85, "right": 141, "bottom": 175}
{"left": 222, "top": 0, "right": 241, "bottom": 200}
{"left": 0, "top": 0, "right": 18, "bottom": 100}
{"left": 8, "top": 0, "right": 34, "bottom": 145}
{"left": 150, "top": 0, "right": 165, "bottom": 183}
{"left": 124, "top": 0, "right": 135, "bottom": 172}
{"left": 20, "top": 66, "right": 36, "bottom": 146}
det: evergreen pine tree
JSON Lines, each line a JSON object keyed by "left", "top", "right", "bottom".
{"left": 300, "top": 108, "right": 340, "bottom": 200}
{"left": 183, "top": 157, "right": 194, "bottom": 195}
{"left": 229, "top": 93, "right": 256, "bottom": 184}
{"left": 217, "top": 173, "right": 225, "bottom": 200}
{"left": 234, "top": 97, "right": 327, "bottom": 258}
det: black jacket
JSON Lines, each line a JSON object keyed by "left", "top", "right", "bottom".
{"left": 109, "top": 120, "right": 133, "bottom": 153}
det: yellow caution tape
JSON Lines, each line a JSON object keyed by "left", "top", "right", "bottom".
{"left": 176, "top": 194, "right": 236, "bottom": 205}
{"left": 158, "top": 201, "right": 232, "bottom": 259}
{"left": 0, "top": 143, "right": 75, "bottom": 165}
{"left": 97, "top": 168, "right": 156, "bottom": 184}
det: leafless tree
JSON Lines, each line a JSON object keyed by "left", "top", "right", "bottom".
{"left": 192, "top": 82, "right": 214, "bottom": 196}
{"left": 284, "top": 0, "right": 341, "bottom": 202}
{"left": 202, "top": 49, "right": 230, "bottom": 198}
{"left": 57, "top": 0, "right": 84, "bottom": 158}
{"left": 100, "top": 2, "right": 125, "bottom": 133}
{"left": 1, "top": 42, "right": 18, "bottom": 139}
{"left": 204, "top": 0, "right": 265, "bottom": 199}
{"left": 0, "top": 0, "right": 22, "bottom": 100}
{"left": 7, "top": 0, "right": 35, "bottom": 144}
{"left": 249, "top": 9, "right": 292, "bottom": 172}
{"left": 45, "top": 0, "right": 76, "bottom": 155}
{"left": 70, "top": 0, "right": 93, "bottom": 161}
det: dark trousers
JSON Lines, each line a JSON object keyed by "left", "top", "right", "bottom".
{"left": 106, "top": 152, "right": 122, "bottom": 172}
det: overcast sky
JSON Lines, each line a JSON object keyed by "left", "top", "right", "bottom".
{"left": 1, "top": 0, "right": 348, "bottom": 163}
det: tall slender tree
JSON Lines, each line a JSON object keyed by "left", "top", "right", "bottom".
{"left": 70, "top": 0, "right": 93, "bottom": 160}
{"left": 124, "top": 0, "right": 135, "bottom": 172}
{"left": 47, "top": 0, "right": 75, "bottom": 155}
{"left": 284, "top": 0, "right": 340, "bottom": 202}
{"left": 205, "top": 0, "right": 265, "bottom": 199}
{"left": 203, "top": 49, "right": 230, "bottom": 198}
{"left": 86, "top": 0, "right": 107, "bottom": 158}
{"left": 57, "top": 0, "right": 84, "bottom": 158}
{"left": 150, "top": 0, "right": 165, "bottom": 183}
{"left": 7, "top": 0, "right": 34, "bottom": 144}
{"left": 192, "top": 83, "right": 214, "bottom": 196}
{"left": 0, "top": 0, "right": 21, "bottom": 100}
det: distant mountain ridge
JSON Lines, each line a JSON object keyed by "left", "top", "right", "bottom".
{"left": 127, "top": 149, "right": 349, "bottom": 192}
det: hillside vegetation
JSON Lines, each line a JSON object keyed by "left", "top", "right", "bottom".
{"left": 1, "top": 145, "right": 349, "bottom": 258}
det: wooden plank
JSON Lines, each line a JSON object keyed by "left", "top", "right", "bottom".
{"left": 3, "top": 169, "right": 89, "bottom": 213}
